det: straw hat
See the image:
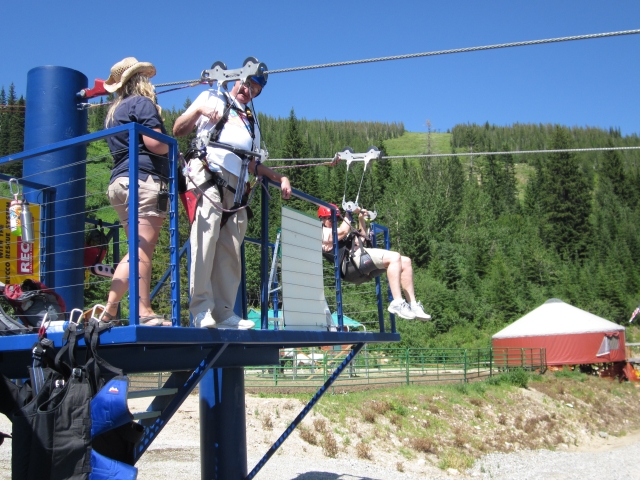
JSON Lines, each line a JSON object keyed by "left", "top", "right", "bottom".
{"left": 104, "top": 57, "right": 156, "bottom": 93}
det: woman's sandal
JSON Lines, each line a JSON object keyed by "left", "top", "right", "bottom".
{"left": 139, "top": 314, "right": 171, "bottom": 327}
{"left": 100, "top": 311, "right": 122, "bottom": 326}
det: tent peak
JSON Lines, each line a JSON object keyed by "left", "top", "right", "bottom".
{"left": 544, "top": 298, "right": 565, "bottom": 304}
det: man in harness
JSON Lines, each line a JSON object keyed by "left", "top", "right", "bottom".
{"left": 173, "top": 73, "right": 291, "bottom": 329}
{"left": 319, "top": 204, "right": 431, "bottom": 321}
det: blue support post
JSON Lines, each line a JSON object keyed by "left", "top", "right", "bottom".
{"left": 370, "top": 224, "right": 385, "bottom": 333}
{"left": 235, "top": 241, "right": 248, "bottom": 319}
{"left": 331, "top": 208, "right": 344, "bottom": 329}
{"left": 200, "top": 367, "right": 248, "bottom": 479}
{"left": 371, "top": 223, "right": 396, "bottom": 334}
{"left": 127, "top": 124, "right": 141, "bottom": 324}
{"left": 23, "top": 66, "right": 87, "bottom": 309}
{"left": 260, "top": 179, "right": 269, "bottom": 330}
{"left": 168, "top": 141, "right": 180, "bottom": 325}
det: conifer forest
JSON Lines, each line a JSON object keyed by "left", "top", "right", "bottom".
{"left": 2, "top": 88, "right": 640, "bottom": 349}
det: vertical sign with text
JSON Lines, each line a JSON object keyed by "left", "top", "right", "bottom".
{"left": 0, "top": 199, "right": 40, "bottom": 285}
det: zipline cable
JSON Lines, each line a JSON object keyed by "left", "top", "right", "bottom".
{"left": 153, "top": 29, "right": 640, "bottom": 87}
{"left": 268, "top": 145, "right": 640, "bottom": 163}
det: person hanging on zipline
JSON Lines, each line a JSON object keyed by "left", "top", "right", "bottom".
{"left": 173, "top": 70, "right": 291, "bottom": 329}
{"left": 319, "top": 204, "right": 431, "bottom": 321}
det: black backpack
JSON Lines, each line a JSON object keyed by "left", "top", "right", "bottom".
{"left": 2, "top": 319, "right": 142, "bottom": 479}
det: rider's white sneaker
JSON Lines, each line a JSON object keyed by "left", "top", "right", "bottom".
{"left": 387, "top": 300, "right": 416, "bottom": 320}
{"left": 216, "top": 314, "right": 255, "bottom": 330}
{"left": 410, "top": 301, "right": 431, "bottom": 321}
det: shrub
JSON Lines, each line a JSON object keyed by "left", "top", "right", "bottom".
{"left": 411, "top": 436, "right": 434, "bottom": 453}
{"left": 505, "top": 368, "right": 530, "bottom": 389}
{"left": 299, "top": 426, "right": 318, "bottom": 445}
{"left": 361, "top": 408, "right": 377, "bottom": 423}
{"left": 313, "top": 418, "right": 327, "bottom": 433}
{"left": 322, "top": 432, "right": 338, "bottom": 458}
{"left": 356, "top": 442, "right": 372, "bottom": 460}
{"left": 261, "top": 414, "right": 273, "bottom": 430}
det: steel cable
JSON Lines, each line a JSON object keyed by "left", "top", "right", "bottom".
{"left": 152, "top": 29, "right": 640, "bottom": 87}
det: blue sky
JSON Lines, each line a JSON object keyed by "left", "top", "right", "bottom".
{"left": 2, "top": 1, "right": 639, "bottom": 136}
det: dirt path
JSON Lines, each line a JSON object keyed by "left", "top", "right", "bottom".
{"left": 1, "top": 391, "right": 639, "bottom": 479}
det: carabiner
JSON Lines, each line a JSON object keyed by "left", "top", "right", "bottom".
{"left": 8, "top": 178, "right": 20, "bottom": 198}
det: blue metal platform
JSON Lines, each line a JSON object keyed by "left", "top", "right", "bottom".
{"left": 0, "top": 327, "right": 399, "bottom": 378}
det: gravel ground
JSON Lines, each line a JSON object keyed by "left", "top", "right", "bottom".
{"left": 1, "top": 394, "right": 639, "bottom": 480}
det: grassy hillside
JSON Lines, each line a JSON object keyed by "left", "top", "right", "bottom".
{"left": 383, "top": 132, "right": 452, "bottom": 156}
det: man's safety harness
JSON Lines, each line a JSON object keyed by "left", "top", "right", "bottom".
{"left": 179, "top": 90, "right": 266, "bottom": 227}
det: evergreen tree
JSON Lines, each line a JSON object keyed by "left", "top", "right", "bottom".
{"left": 8, "top": 95, "right": 25, "bottom": 155}
{"left": 0, "top": 87, "right": 7, "bottom": 157}
{"left": 0, "top": 85, "right": 23, "bottom": 177}
{"left": 373, "top": 137, "right": 391, "bottom": 199}
{"left": 538, "top": 126, "right": 592, "bottom": 259}
{"left": 482, "top": 144, "right": 518, "bottom": 218}
{"left": 87, "top": 95, "right": 110, "bottom": 133}
{"left": 599, "top": 138, "right": 626, "bottom": 200}
{"left": 281, "top": 108, "right": 317, "bottom": 210}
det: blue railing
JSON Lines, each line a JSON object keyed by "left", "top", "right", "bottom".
{"left": 0, "top": 123, "right": 180, "bottom": 325}
{"left": 0, "top": 122, "right": 392, "bottom": 332}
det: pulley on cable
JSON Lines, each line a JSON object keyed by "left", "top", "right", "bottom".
{"left": 336, "top": 146, "right": 381, "bottom": 221}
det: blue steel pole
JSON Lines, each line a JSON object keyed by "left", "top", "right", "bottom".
{"left": 371, "top": 224, "right": 385, "bottom": 333}
{"left": 235, "top": 241, "right": 248, "bottom": 319}
{"left": 383, "top": 227, "right": 396, "bottom": 334}
{"left": 331, "top": 208, "right": 344, "bottom": 330}
{"left": 200, "top": 367, "right": 248, "bottom": 479}
{"left": 260, "top": 179, "right": 269, "bottom": 329}
{"left": 23, "top": 66, "right": 87, "bottom": 309}
{"left": 128, "top": 124, "right": 140, "bottom": 324}
{"left": 168, "top": 141, "right": 180, "bottom": 325}
{"left": 246, "top": 343, "right": 365, "bottom": 479}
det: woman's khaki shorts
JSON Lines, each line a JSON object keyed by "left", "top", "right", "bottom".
{"left": 355, "top": 247, "right": 388, "bottom": 270}
{"left": 107, "top": 176, "right": 168, "bottom": 225}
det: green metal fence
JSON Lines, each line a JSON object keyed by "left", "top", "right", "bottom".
{"left": 242, "top": 346, "right": 546, "bottom": 390}
{"left": 127, "top": 347, "right": 545, "bottom": 392}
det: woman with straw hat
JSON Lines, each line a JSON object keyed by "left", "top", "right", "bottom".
{"left": 100, "top": 57, "right": 170, "bottom": 326}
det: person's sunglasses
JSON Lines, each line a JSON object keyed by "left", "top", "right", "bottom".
{"left": 243, "top": 81, "right": 262, "bottom": 96}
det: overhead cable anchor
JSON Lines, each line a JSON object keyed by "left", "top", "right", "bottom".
{"left": 338, "top": 146, "right": 381, "bottom": 214}
{"left": 200, "top": 57, "right": 268, "bottom": 88}
{"left": 336, "top": 146, "right": 381, "bottom": 169}
{"left": 77, "top": 79, "right": 108, "bottom": 99}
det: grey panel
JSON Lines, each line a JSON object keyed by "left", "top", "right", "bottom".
{"left": 279, "top": 284, "right": 326, "bottom": 301}
{"left": 282, "top": 255, "right": 322, "bottom": 276}
{"left": 280, "top": 230, "right": 322, "bottom": 251}
{"left": 282, "top": 271, "right": 324, "bottom": 289}
{"left": 282, "top": 207, "right": 327, "bottom": 331}
{"left": 281, "top": 215, "right": 323, "bottom": 240}
{"left": 282, "top": 206, "right": 321, "bottom": 227}
{"left": 284, "top": 298, "right": 327, "bottom": 314}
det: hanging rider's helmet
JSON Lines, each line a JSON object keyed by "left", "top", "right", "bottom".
{"left": 318, "top": 204, "right": 341, "bottom": 219}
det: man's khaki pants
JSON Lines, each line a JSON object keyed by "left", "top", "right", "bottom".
{"left": 189, "top": 168, "right": 247, "bottom": 322}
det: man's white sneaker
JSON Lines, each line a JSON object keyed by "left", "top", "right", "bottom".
{"left": 216, "top": 314, "right": 255, "bottom": 330}
{"left": 410, "top": 301, "right": 431, "bottom": 321}
{"left": 194, "top": 309, "right": 216, "bottom": 328}
{"left": 387, "top": 300, "right": 416, "bottom": 320}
